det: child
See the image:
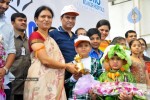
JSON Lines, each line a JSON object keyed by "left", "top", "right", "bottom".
{"left": 75, "top": 28, "right": 87, "bottom": 36}
{"left": 129, "top": 39, "right": 150, "bottom": 85}
{"left": 110, "top": 36, "right": 126, "bottom": 47}
{"left": 65, "top": 35, "right": 103, "bottom": 100}
{"left": 98, "top": 44, "right": 136, "bottom": 100}
{"left": 87, "top": 28, "right": 103, "bottom": 60}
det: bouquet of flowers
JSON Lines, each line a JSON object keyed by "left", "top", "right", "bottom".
{"left": 0, "top": 34, "right": 6, "bottom": 67}
{"left": 93, "top": 81, "right": 146, "bottom": 99}
{"left": 73, "top": 74, "right": 99, "bottom": 95}
{"left": 73, "top": 75, "right": 146, "bottom": 100}
{"left": 0, "top": 89, "right": 6, "bottom": 100}
{"left": 0, "top": 41, "right": 6, "bottom": 67}
{"left": 0, "top": 35, "right": 6, "bottom": 100}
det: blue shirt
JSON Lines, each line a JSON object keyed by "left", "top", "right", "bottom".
{"left": 89, "top": 48, "right": 103, "bottom": 60}
{"left": 49, "top": 26, "right": 77, "bottom": 63}
{"left": 0, "top": 15, "right": 16, "bottom": 58}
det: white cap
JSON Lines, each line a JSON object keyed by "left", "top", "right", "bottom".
{"left": 61, "top": 5, "right": 79, "bottom": 16}
{"left": 74, "top": 35, "right": 90, "bottom": 47}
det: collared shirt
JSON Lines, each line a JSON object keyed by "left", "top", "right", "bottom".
{"left": 89, "top": 48, "right": 103, "bottom": 60}
{"left": 0, "top": 15, "right": 16, "bottom": 57}
{"left": 10, "top": 31, "right": 31, "bottom": 94}
{"left": 49, "top": 26, "right": 77, "bottom": 63}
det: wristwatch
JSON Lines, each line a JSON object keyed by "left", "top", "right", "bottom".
{"left": 3, "top": 66, "right": 9, "bottom": 75}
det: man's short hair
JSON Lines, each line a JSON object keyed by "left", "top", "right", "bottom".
{"left": 11, "top": 13, "right": 26, "bottom": 22}
{"left": 125, "top": 30, "right": 136, "bottom": 38}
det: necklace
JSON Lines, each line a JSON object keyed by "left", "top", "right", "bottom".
{"left": 107, "top": 70, "right": 120, "bottom": 81}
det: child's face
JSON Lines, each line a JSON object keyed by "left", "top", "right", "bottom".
{"left": 131, "top": 40, "right": 141, "bottom": 54}
{"left": 118, "top": 39, "right": 126, "bottom": 47}
{"left": 109, "top": 55, "right": 123, "bottom": 70}
{"left": 139, "top": 39, "right": 146, "bottom": 52}
{"left": 75, "top": 41, "right": 91, "bottom": 58}
{"left": 90, "top": 34, "right": 101, "bottom": 49}
{"left": 77, "top": 29, "right": 86, "bottom": 36}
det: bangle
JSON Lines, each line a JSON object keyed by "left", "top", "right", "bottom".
{"left": 3, "top": 66, "right": 9, "bottom": 75}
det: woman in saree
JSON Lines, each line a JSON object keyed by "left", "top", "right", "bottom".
{"left": 24, "top": 6, "right": 78, "bottom": 100}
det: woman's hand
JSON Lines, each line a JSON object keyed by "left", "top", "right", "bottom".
{"left": 119, "top": 92, "right": 133, "bottom": 100}
{"left": 66, "top": 63, "right": 78, "bottom": 74}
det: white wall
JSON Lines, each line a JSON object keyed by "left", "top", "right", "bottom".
{"left": 139, "top": 0, "right": 150, "bottom": 43}
{"left": 108, "top": 0, "right": 150, "bottom": 40}
{"left": 108, "top": 0, "right": 150, "bottom": 56}
{"left": 108, "top": 0, "right": 134, "bottom": 39}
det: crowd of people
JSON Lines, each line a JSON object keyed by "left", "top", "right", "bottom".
{"left": 0, "top": 0, "right": 150, "bottom": 100}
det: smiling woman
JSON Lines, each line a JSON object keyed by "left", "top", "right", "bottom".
{"left": 24, "top": 5, "right": 78, "bottom": 100}
{"left": 96, "top": 19, "right": 111, "bottom": 52}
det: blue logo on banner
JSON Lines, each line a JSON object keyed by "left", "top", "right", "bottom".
{"left": 28, "top": 21, "right": 36, "bottom": 36}
{"left": 83, "top": 0, "right": 104, "bottom": 12}
{"left": 128, "top": 7, "right": 142, "bottom": 23}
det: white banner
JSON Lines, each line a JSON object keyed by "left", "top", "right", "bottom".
{"left": 5, "top": 0, "right": 108, "bottom": 37}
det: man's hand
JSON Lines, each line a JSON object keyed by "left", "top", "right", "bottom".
{"left": 0, "top": 68, "right": 6, "bottom": 78}
{"left": 0, "top": 77, "right": 4, "bottom": 90}
{"left": 0, "top": 68, "right": 6, "bottom": 90}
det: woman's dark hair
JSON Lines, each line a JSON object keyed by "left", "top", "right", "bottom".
{"left": 96, "top": 19, "right": 111, "bottom": 30}
{"left": 110, "top": 36, "right": 125, "bottom": 45}
{"left": 34, "top": 5, "right": 54, "bottom": 19}
{"left": 138, "top": 38, "right": 148, "bottom": 50}
{"left": 129, "top": 39, "right": 141, "bottom": 49}
{"left": 87, "top": 28, "right": 101, "bottom": 39}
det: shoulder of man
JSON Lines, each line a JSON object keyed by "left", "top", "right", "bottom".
{"left": 49, "top": 28, "right": 59, "bottom": 37}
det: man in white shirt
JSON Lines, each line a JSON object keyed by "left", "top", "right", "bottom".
{"left": 0, "top": 0, "right": 16, "bottom": 100}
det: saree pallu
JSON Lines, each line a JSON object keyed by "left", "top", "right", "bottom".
{"left": 24, "top": 33, "right": 66, "bottom": 100}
